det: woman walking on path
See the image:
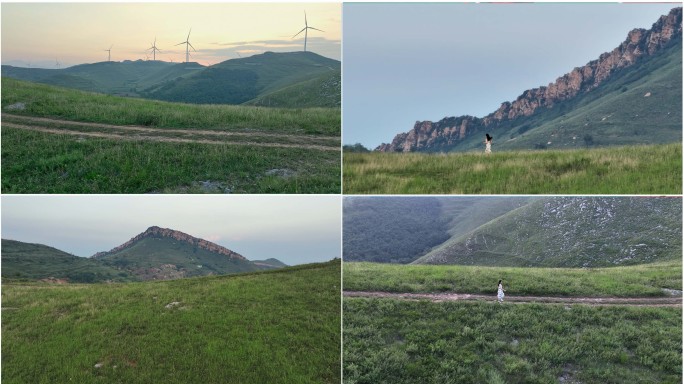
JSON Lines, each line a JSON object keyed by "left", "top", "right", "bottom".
{"left": 485, "top": 134, "right": 493, "bottom": 154}
{"left": 497, "top": 279, "right": 505, "bottom": 303}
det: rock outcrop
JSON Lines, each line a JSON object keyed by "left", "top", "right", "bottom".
{"left": 377, "top": 7, "right": 682, "bottom": 152}
{"left": 92, "top": 226, "right": 246, "bottom": 261}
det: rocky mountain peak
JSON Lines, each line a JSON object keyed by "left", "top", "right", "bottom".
{"left": 92, "top": 226, "right": 246, "bottom": 261}
{"left": 377, "top": 7, "right": 682, "bottom": 152}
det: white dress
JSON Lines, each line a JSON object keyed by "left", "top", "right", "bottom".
{"left": 497, "top": 284, "right": 504, "bottom": 302}
{"left": 485, "top": 141, "right": 492, "bottom": 154}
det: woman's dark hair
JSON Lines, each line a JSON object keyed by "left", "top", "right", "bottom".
{"left": 498, "top": 279, "right": 502, "bottom": 286}
{"left": 486, "top": 134, "right": 493, "bottom": 141}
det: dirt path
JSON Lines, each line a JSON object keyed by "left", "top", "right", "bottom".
{"left": 2, "top": 113, "right": 339, "bottom": 151}
{"left": 344, "top": 291, "right": 682, "bottom": 307}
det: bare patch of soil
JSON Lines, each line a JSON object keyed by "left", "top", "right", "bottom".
{"left": 344, "top": 291, "right": 682, "bottom": 307}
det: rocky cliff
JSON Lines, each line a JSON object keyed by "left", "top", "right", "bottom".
{"left": 92, "top": 226, "right": 246, "bottom": 261}
{"left": 377, "top": 7, "right": 682, "bottom": 152}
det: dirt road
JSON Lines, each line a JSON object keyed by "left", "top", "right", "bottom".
{"left": 344, "top": 291, "right": 682, "bottom": 307}
{"left": 2, "top": 113, "right": 340, "bottom": 151}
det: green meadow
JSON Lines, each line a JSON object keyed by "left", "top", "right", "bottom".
{"left": 344, "top": 298, "right": 681, "bottom": 384}
{"left": 343, "top": 144, "right": 682, "bottom": 194}
{"left": 2, "top": 261, "right": 341, "bottom": 384}
{"left": 344, "top": 262, "right": 682, "bottom": 383}
{"left": 1, "top": 78, "right": 341, "bottom": 193}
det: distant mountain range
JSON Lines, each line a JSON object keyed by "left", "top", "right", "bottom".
{"left": 345, "top": 197, "right": 682, "bottom": 268}
{"left": 1, "top": 51, "right": 340, "bottom": 108}
{"left": 2, "top": 226, "right": 286, "bottom": 283}
{"left": 378, "top": 7, "right": 682, "bottom": 152}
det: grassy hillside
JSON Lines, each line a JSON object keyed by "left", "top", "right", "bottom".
{"left": 1, "top": 52, "right": 341, "bottom": 107}
{"left": 245, "top": 69, "right": 341, "bottom": 108}
{"left": 416, "top": 197, "right": 682, "bottom": 268}
{"left": 2, "top": 260, "right": 341, "bottom": 384}
{"left": 1, "top": 60, "right": 194, "bottom": 97}
{"left": 344, "top": 298, "right": 681, "bottom": 384}
{"left": 343, "top": 143, "right": 681, "bottom": 194}
{"left": 141, "top": 52, "right": 340, "bottom": 107}
{"left": 1, "top": 239, "right": 132, "bottom": 283}
{"left": 2, "top": 78, "right": 340, "bottom": 193}
{"left": 344, "top": 261, "right": 682, "bottom": 298}
{"left": 1, "top": 78, "right": 339, "bottom": 135}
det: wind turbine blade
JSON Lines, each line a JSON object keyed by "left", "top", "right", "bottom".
{"left": 188, "top": 42, "right": 196, "bottom": 51}
{"left": 175, "top": 42, "right": 186, "bottom": 46}
{"left": 187, "top": 28, "right": 192, "bottom": 40}
{"left": 293, "top": 27, "right": 306, "bottom": 38}
{"left": 305, "top": 11, "right": 308, "bottom": 27}
{"left": 309, "top": 27, "right": 324, "bottom": 32}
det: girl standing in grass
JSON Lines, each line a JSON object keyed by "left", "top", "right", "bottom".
{"left": 497, "top": 279, "right": 505, "bottom": 303}
{"left": 485, "top": 134, "right": 493, "bottom": 154}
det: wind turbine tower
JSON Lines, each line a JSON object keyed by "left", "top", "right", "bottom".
{"left": 175, "top": 29, "right": 196, "bottom": 63}
{"left": 148, "top": 37, "right": 161, "bottom": 61}
{"left": 293, "top": 11, "right": 323, "bottom": 52}
{"left": 105, "top": 45, "right": 113, "bottom": 62}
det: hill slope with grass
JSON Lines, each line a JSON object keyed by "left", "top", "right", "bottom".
{"left": 377, "top": 7, "right": 682, "bottom": 152}
{"left": 2, "top": 51, "right": 340, "bottom": 107}
{"left": 143, "top": 51, "right": 340, "bottom": 106}
{"left": 1, "top": 239, "right": 133, "bottom": 283}
{"left": 2, "top": 260, "right": 341, "bottom": 384}
{"left": 414, "top": 197, "right": 682, "bottom": 267}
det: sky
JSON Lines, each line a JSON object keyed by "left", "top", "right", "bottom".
{"left": 1, "top": 195, "right": 341, "bottom": 266}
{"left": 343, "top": 2, "right": 680, "bottom": 149}
{"left": 1, "top": 3, "right": 341, "bottom": 67}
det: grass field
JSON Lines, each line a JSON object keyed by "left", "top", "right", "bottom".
{"left": 344, "top": 298, "right": 681, "bottom": 384}
{"left": 343, "top": 144, "right": 681, "bottom": 194}
{"left": 344, "top": 262, "right": 682, "bottom": 298}
{"left": 2, "top": 260, "right": 341, "bottom": 384}
{"left": 1, "top": 78, "right": 340, "bottom": 193}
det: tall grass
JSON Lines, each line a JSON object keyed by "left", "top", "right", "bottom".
{"left": 2, "top": 78, "right": 340, "bottom": 135}
{"left": 2, "top": 128, "right": 340, "bottom": 193}
{"left": 344, "top": 298, "right": 681, "bottom": 383}
{"left": 343, "top": 144, "right": 682, "bottom": 194}
{"left": 343, "top": 261, "right": 682, "bottom": 297}
{"left": 2, "top": 261, "right": 341, "bottom": 384}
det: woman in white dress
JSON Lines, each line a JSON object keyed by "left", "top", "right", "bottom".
{"left": 497, "top": 279, "right": 505, "bottom": 303}
{"left": 485, "top": 134, "right": 493, "bottom": 154}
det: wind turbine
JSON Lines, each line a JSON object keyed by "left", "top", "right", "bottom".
{"left": 148, "top": 37, "right": 161, "bottom": 61}
{"left": 55, "top": 59, "right": 61, "bottom": 68}
{"left": 175, "top": 28, "right": 195, "bottom": 63}
{"left": 104, "top": 45, "right": 113, "bottom": 61}
{"left": 292, "top": 11, "right": 323, "bottom": 52}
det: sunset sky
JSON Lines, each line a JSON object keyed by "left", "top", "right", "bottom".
{"left": 1, "top": 195, "right": 341, "bottom": 266}
{"left": 1, "top": 3, "right": 341, "bottom": 68}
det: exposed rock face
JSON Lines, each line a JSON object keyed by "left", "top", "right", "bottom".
{"left": 92, "top": 226, "right": 246, "bottom": 261}
{"left": 377, "top": 7, "right": 682, "bottom": 152}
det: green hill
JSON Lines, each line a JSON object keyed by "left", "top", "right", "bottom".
{"left": 2, "top": 260, "right": 341, "bottom": 384}
{"left": 415, "top": 197, "right": 682, "bottom": 267}
{"left": 143, "top": 51, "right": 340, "bottom": 106}
{"left": 2, "top": 52, "right": 340, "bottom": 107}
{"left": 1, "top": 239, "right": 132, "bottom": 283}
